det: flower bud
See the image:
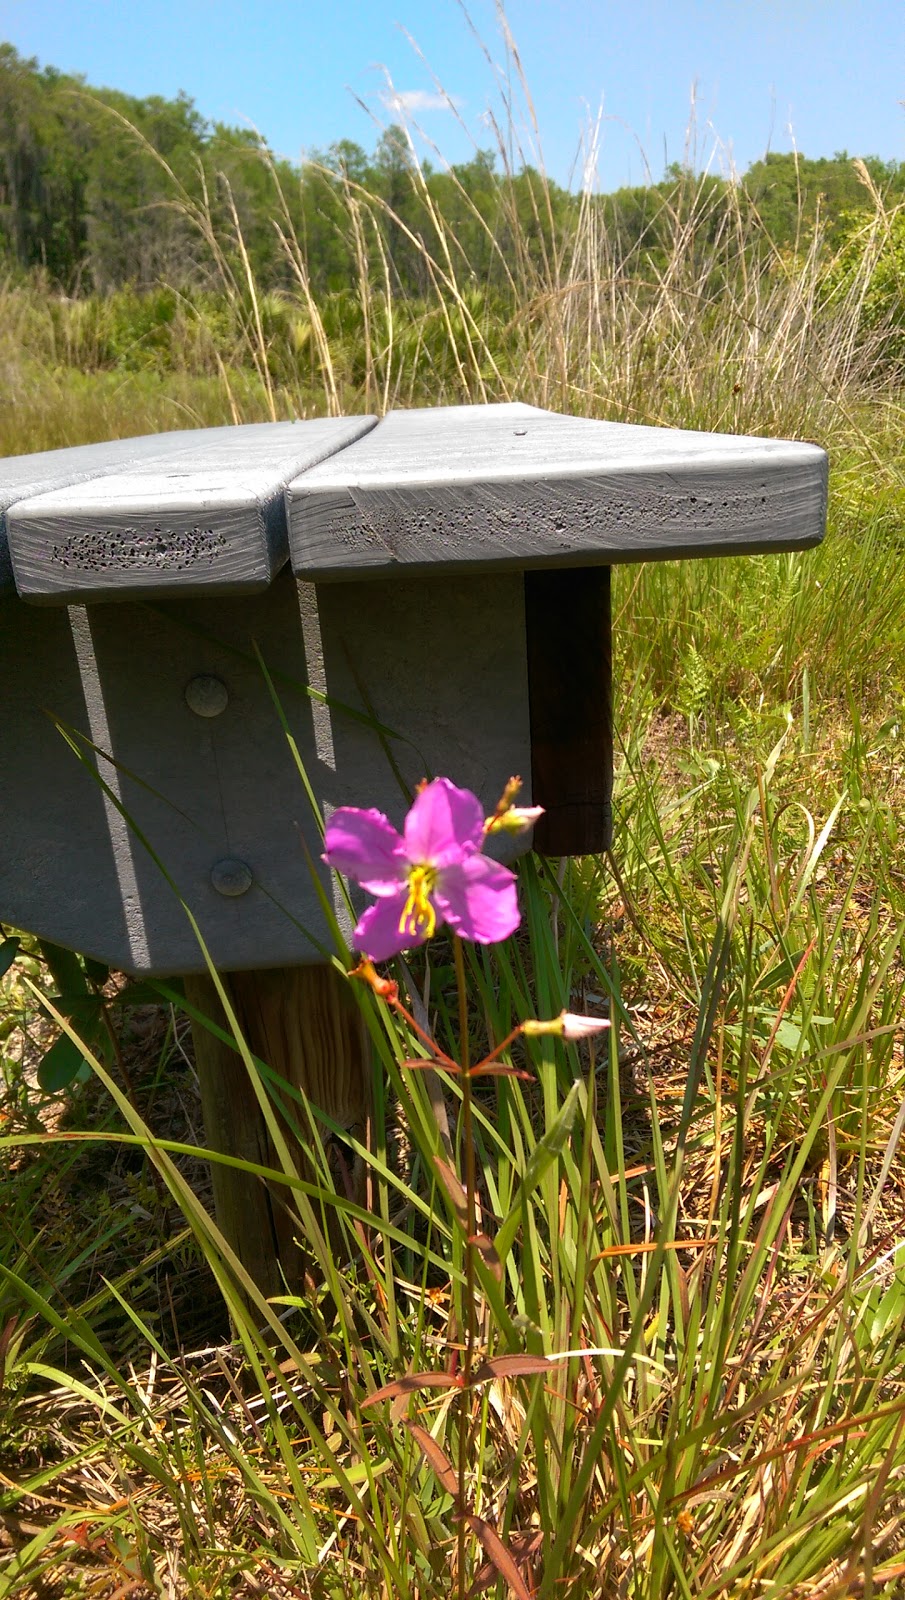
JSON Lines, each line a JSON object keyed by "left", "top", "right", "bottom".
{"left": 560, "top": 1011, "right": 611, "bottom": 1041}
{"left": 349, "top": 959, "right": 398, "bottom": 1001}
{"left": 522, "top": 1010, "right": 610, "bottom": 1041}
{"left": 485, "top": 805, "right": 545, "bottom": 836}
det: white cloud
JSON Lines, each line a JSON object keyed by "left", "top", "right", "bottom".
{"left": 380, "top": 89, "right": 463, "bottom": 115}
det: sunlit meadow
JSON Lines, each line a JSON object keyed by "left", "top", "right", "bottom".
{"left": 3, "top": 13, "right": 905, "bottom": 1598}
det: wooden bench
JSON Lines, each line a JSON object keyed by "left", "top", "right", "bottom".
{"left": 0, "top": 403, "right": 827, "bottom": 1292}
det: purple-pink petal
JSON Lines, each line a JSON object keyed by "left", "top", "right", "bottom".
{"left": 404, "top": 777, "right": 484, "bottom": 868}
{"left": 435, "top": 854, "right": 520, "bottom": 945}
{"left": 323, "top": 807, "right": 407, "bottom": 896}
{"left": 353, "top": 892, "right": 432, "bottom": 961}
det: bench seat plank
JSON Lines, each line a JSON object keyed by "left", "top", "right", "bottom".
{"left": 0, "top": 429, "right": 233, "bottom": 595}
{"left": 6, "top": 417, "right": 377, "bottom": 604}
{"left": 286, "top": 403, "right": 828, "bottom": 579}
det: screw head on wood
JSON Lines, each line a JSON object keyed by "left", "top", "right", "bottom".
{"left": 185, "top": 674, "right": 229, "bottom": 717}
{"left": 210, "top": 858, "right": 254, "bottom": 897}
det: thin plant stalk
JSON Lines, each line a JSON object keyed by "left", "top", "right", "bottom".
{"left": 453, "top": 933, "right": 476, "bottom": 1600}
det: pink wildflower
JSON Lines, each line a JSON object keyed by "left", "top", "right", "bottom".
{"left": 324, "top": 777, "right": 521, "bottom": 962}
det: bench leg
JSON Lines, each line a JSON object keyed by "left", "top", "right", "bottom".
{"left": 525, "top": 565, "right": 613, "bottom": 856}
{"left": 185, "top": 963, "right": 371, "bottom": 1300}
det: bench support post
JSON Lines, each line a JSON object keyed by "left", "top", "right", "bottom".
{"left": 526, "top": 566, "right": 613, "bottom": 855}
{"left": 185, "top": 964, "right": 371, "bottom": 1300}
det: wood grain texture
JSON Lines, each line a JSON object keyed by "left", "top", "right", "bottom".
{"left": 0, "top": 429, "right": 216, "bottom": 596}
{"left": 526, "top": 567, "right": 612, "bottom": 855}
{"left": 287, "top": 403, "right": 828, "bottom": 579}
{"left": 6, "top": 417, "right": 376, "bottom": 603}
{"left": 185, "top": 964, "right": 372, "bottom": 1298}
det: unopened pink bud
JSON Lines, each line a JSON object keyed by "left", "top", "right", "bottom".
{"left": 485, "top": 805, "right": 545, "bottom": 835}
{"left": 560, "top": 1011, "right": 610, "bottom": 1041}
{"left": 522, "top": 1010, "right": 610, "bottom": 1042}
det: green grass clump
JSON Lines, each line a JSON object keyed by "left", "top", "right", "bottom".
{"left": 4, "top": 736, "right": 905, "bottom": 1597}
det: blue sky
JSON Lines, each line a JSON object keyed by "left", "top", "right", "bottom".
{"left": 2, "top": 0, "right": 903, "bottom": 190}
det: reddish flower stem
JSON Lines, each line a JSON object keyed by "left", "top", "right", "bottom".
{"left": 452, "top": 934, "right": 476, "bottom": 1600}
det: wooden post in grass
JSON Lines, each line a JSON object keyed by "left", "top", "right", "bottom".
{"left": 184, "top": 964, "right": 371, "bottom": 1299}
{"left": 525, "top": 566, "right": 613, "bottom": 856}
{"left": 0, "top": 403, "right": 827, "bottom": 1300}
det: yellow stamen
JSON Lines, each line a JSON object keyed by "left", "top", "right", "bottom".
{"left": 399, "top": 865, "right": 438, "bottom": 939}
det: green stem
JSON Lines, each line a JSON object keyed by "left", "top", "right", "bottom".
{"left": 453, "top": 934, "right": 476, "bottom": 1600}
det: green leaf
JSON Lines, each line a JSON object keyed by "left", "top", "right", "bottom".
{"left": 109, "top": 981, "right": 167, "bottom": 1007}
{"left": 41, "top": 997, "right": 111, "bottom": 1063}
{"left": 870, "top": 1277, "right": 905, "bottom": 1344}
{"left": 754, "top": 949, "right": 808, "bottom": 992}
{"left": 37, "top": 941, "right": 90, "bottom": 998}
{"left": 46, "top": 994, "right": 104, "bottom": 1027}
{"left": 37, "top": 1034, "right": 90, "bottom": 1093}
{"left": 495, "top": 1080, "right": 581, "bottom": 1262}
{"left": 0, "top": 937, "right": 20, "bottom": 981}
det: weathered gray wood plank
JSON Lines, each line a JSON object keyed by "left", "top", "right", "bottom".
{"left": 0, "top": 429, "right": 213, "bottom": 595}
{"left": 7, "top": 418, "right": 377, "bottom": 603}
{"left": 286, "top": 403, "right": 828, "bottom": 578}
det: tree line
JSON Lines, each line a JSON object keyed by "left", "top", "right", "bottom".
{"left": 1, "top": 40, "right": 903, "bottom": 297}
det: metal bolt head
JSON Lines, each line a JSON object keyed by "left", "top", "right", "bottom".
{"left": 185, "top": 674, "right": 229, "bottom": 717}
{"left": 210, "top": 858, "right": 253, "bottom": 897}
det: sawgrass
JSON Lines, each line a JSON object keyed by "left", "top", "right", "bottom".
{"left": 4, "top": 717, "right": 905, "bottom": 1597}
{"left": 3, "top": 10, "right": 905, "bottom": 1596}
